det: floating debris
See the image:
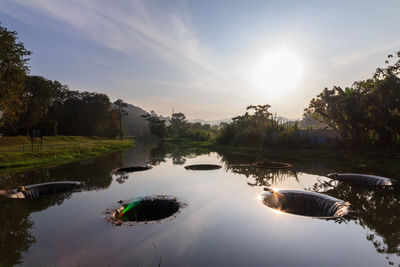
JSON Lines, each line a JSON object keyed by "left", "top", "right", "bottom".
{"left": 261, "top": 188, "right": 350, "bottom": 218}
{"left": 253, "top": 161, "right": 293, "bottom": 169}
{"left": 113, "top": 165, "right": 152, "bottom": 173}
{"left": 184, "top": 164, "right": 222, "bottom": 171}
{"left": 327, "top": 173, "right": 393, "bottom": 186}
{"left": 0, "top": 181, "right": 84, "bottom": 199}
{"left": 104, "top": 195, "right": 187, "bottom": 226}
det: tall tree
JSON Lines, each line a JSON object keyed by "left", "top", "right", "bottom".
{"left": 169, "top": 112, "right": 186, "bottom": 136}
{"left": 113, "top": 99, "right": 128, "bottom": 139}
{"left": 0, "top": 24, "right": 31, "bottom": 134}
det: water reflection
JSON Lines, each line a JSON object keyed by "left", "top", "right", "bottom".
{"left": 226, "top": 164, "right": 297, "bottom": 187}
{"left": 310, "top": 180, "right": 400, "bottom": 265}
{"left": 1, "top": 142, "right": 400, "bottom": 266}
{"left": 0, "top": 145, "right": 139, "bottom": 266}
{"left": 0, "top": 193, "right": 75, "bottom": 265}
{"left": 149, "top": 143, "right": 209, "bottom": 166}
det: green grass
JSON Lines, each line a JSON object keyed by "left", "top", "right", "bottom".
{"left": 0, "top": 136, "right": 134, "bottom": 171}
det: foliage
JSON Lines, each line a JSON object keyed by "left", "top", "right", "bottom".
{"left": 1, "top": 74, "right": 120, "bottom": 137}
{"left": 113, "top": 99, "right": 128, "bottom": 139}
{"left": 17, "top": 76, "right": 67, "bottom": 135}
{"left": 167, "top": 112, "right": 217, "bottom": 141}
{"left": 169, "top": 112, "right": 187, "bottom": 136}
{"left": 0, "top": 24, "right": 31, "bottom": 133}
{"left": 216, "top": 104, "right": 299, "bottom": 147}
{"left": 142, "top": 113, "right": 168, "bottom": 140}
{"left": 305, "top": 52, "right": 400, "bottom": 145}
{"left": 50, "top": 90, "right": 118, "bottom": 137}
{"left": 0, "top": 26, "right": 122, "bottom": 138}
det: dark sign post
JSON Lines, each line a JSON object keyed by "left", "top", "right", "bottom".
{"left": 30, "top": 129, "right": 42, "bottom": 150}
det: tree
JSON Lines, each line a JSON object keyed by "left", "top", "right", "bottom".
{"left": 18, "top": 76, "right": 67, "bottom": 135}
{"left": 113, "top": 99, "right": 128, "bottom": 139}
{"left": 142, "top": 113, "right": 168, "bottom": 141}
{"left": 305, "top": 51, "right": 400, "bottom": 145}
{"left": 169, "top": 112, "right": 186, "bottom": 136}
{"left": 0, "top": 24, "right": 31, "bottom": 134}
{"left": 53, "top": 91, "right": 117, "bottom": 137}
{"left": 217, "top": 104, "right": 294, "bottom": 147}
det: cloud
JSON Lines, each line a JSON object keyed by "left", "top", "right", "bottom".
{"left": 2, "top": 0, "right": 238, "bottom": 91}
{"left": 331, "top": 40, "right": 400, "bottom": 67}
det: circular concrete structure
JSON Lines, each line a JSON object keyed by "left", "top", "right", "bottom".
{"left": 262, "top": 188, "right": 350, "bottom": 219}
{"left": 253, "top": 161, "right": 293, "bottom": 169}
{"left": 104, "top": 195, "right": 187, "bottom": 226}
{"left": 184, "top": 164, "right": 222, "bottom": 171}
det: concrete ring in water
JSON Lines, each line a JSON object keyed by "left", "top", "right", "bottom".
{"left": 112, "top": 165, "right": 152, "bottom": 173}
{"left": 261, "top": 188, "right": 350, "bottom": 219}
{"left": 104, "top": 195, "right": 187, "bottom": 226}
{"left": 1, "top": 181, "right": 85, "bottom": 199}
{"left": 184, "top": 164, "right": 222, "bottom": 171}
{"left": 253, "top": 161, "right": 293, "bottom": 169}
{"left": 327, "top": 173, "right": 393, "bottom": 186}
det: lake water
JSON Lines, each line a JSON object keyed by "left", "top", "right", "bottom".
{"left": 1, "top": 142, "right": 399, "bottom": 266}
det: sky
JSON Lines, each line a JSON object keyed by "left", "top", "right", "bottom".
{"left": 1, "top": 0, "right": 400, "bottom": 120}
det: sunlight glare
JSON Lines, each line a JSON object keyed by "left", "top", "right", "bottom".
{"left": 271, "top": 208, "right": 284, "bottom": 215}
{"left": 251, "top": 48, "right": 303, "bottom": 96}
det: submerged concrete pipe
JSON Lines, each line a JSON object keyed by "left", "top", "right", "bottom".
{"left": 327, "top": 173, "right": 393, "bottom": 186}
{"left": 253, "top": 161, "right": 293, "bottom": 169}
{"left": 0, "top": 181, "right": 84, "bottom": 198}
{"left": 262, "top": 188, "right": 350, "bottom": 218}
{"left": 184, "top": 164, "right": 222, "bottom": 171}
{"left": 104, "top": 195, "right": 187, "bottom": 226}
{"left": 113, "top": 165, "right": 152, "bottom": 173}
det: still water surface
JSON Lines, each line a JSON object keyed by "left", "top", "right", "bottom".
{"left": 1, "top": 142, "right": 399, "bottom": 266}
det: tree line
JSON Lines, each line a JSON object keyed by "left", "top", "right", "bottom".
{"left": 142, "top": 111, "right": 218, "bottom": 142}
{"left": 144, "top": 51, "right": 400, "bottom": 148}
{"left": 2, "top": 24, "right": 399, "bottom": 146}
{"left": 0, "top": 24, "right": 126, "bottom": 138}
{"left": 305, "top": 52, "right": 400, "bottom": 145}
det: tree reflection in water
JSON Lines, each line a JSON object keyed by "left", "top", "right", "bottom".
{"left": 0, "top": 151, "right": 121, "bottom": 266}
{"left": 226, "top": 164, "right": 297, "bottom": 187}
{"left": 149, "top": 143, "right": 210, "bottom": 166}
{"left": 219, "top": 152, "right": 297, "bottom": 187}
{"left": 0, "top": 193, "right": 75, "bottom": 266}
{"left": 310, "top": 180, "right": 400, "bottom": 265}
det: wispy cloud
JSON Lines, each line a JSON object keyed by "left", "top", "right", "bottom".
{"left": 2, "top": 0, "right": 238, "bottom": 91}
{"left": 331, "top": 40, "right": 400, "bottom": 67}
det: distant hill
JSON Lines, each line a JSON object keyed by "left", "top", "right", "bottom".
{"left": 121, "top": 104, "right": 150, "bottom": 137}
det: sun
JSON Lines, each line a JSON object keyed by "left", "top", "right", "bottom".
{"left": 251, "top": 48, "right": 303, "bottom": 96}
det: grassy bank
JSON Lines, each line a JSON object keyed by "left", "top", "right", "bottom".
{"left": 167, "top": 137, "right": 400, "bottom": 178}
{"left": 0, "top": 136, "right": 134, "bottom": 170}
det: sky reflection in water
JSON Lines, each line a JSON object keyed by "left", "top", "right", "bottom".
{"left": 0, "top": 142, "right": 399, "bottom": 267}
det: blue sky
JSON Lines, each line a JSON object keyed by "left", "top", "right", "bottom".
{"left": 1, "top": 0, "right": 399, "bottom": 120}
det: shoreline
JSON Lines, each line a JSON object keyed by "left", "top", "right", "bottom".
{"left": 0, "top": 136, "right": 134, "bottom": 172}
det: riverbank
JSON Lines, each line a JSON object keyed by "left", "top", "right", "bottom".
{"left": 0, "top": 136, "right": 134, "bottom": 171}
{"left": 167, "top": 138, "right": 400, "bottom": 179}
